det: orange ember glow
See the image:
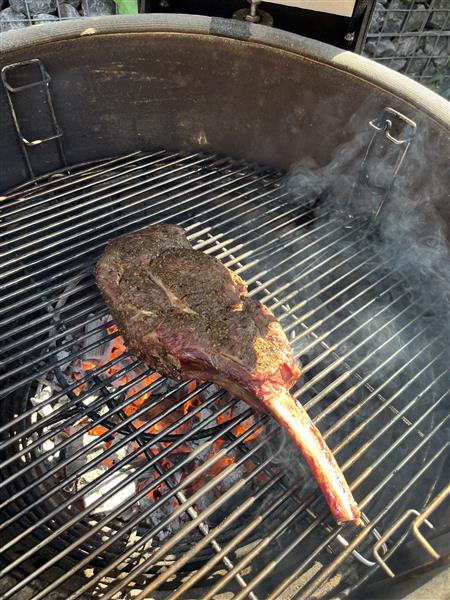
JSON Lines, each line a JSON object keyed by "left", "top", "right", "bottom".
{"left": 233, "top": 417, "right": 264, "bottom": 442}
{"left": 75, "top": 330, "right": 266, "bottom": 505}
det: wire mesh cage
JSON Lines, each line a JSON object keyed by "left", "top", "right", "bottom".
{"left": 0, "top": 0, "right": 138, "bottom": 29}
{"left": 364, "top": 0, "right": 450, "bottom": 97}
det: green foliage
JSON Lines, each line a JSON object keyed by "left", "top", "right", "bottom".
{"left": 113, "top": 0, "right": 138, "bottom": 14}
{"left": 428, "top": 62, "right": 450, "bottom": 100}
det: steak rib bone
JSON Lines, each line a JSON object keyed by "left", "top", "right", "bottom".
{"left": 95, "top": 223, "right": 360, "bottom": 524}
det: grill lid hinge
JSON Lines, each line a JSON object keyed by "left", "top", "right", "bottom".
{"left": 1, "top": 58, "right": 67, "bottom": 180}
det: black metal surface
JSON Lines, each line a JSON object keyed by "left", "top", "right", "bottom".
{"left": 0, "top": 149, "right": 448, "bottom": 599}
{"left": 1, "top": 16, "right": 449, "bottom": 196}
{"left": 144, "top": 0, "right": 375, "bottom": 51}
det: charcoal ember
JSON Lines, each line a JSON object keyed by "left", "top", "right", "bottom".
{"left": 81, "top": 0, "right": 115, "bottom": 15}
{"left": 0, "top": 6, "right": 29, "bottom": 30}
{"left": 58, "top": 2, "right": 79, "bottom": 16}
{"left": 10, "top": 0, "right": 57, "bottom": 15}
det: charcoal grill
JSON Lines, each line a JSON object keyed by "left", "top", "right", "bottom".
{"left": 1, "top": 15, "right": 449, "bottom": 600}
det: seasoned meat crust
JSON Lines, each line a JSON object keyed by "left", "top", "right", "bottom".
{"left": 94, "top": 223, "right": 299, "bottom": 404}
{"left": 95, "top": 223, "right": 360, "bottom": 524}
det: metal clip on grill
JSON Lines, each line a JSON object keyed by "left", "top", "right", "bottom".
{"left": 1, "top": 58, "right": 66, "bottom": 178}
{"left": 352, "top": 107, "right": 417, "bottom": 218}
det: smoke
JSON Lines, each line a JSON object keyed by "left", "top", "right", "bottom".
{"left": 285, "top": 114, "right": 450, "bottom": 324}
{"left": 257, "top": 109, "right": 450, "bottom": 526}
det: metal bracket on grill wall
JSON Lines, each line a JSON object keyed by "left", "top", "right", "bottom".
{"left": 1, "top": 59, "right": 67, "bottom": 179}
{"left": 372, "top": 484, "right": 450, "bottom": 578}
{"left": 354, "top": 106, "right": 417, "bottom": 218}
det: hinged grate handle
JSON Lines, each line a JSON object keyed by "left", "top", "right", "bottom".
{"left": 354, "top": 106, "right": 417, "bottom": 218}
{"left": 1, "top": 58, "right": 67, "bottom": 179}
{"left": 372, "top": 483, "right": 450, "bottom": 577}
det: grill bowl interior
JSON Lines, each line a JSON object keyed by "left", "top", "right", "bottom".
{"left": 0, "top": 16, "right": 449, "bottom": 600}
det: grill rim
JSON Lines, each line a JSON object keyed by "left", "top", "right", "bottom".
{"left": 2, "top": 12, "right": 449, "bottom": 130}
{"left": 0, "top": 15, "right": 449, "bottom": 193}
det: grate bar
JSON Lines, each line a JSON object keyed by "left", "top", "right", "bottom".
{"left": 99, "top": 436, "right": 279, "bottom": 600}
{"left": 5, "top": 419, "right": 272, "bottom": 599}
{"left": 100, "top": 442, "right": 278, "bottom": 600}
{"left": 330, "top": 347, "right": 448, "bottom": 451}
{"left": 203, "top": 407, "right": 449, "bottom": 600}
{"left": 137, "top": 476, "right": 298, "bottom": 600}
{"left": 62, "top": 417, "right": 271, "bottom": 598}
{"left": 0, "top": 213, "right": 348, "bottom": 348}
{"left": 0, "top": 212, "right": 342, "bottom": 389}
{"left": 0, "top": 248, "right": 414, "bottom": 464}
{"left": 0, "top": 238, "right": 372, "bottom": 443}
{"left": 297, "top": 302, "right": 416, "bottom": 403}
{"left": 0, "top": 170, "right": 279, "bottom": 318}
{"left": 270, "top": 449, "right": 448, "bottom": 600}
{"left": 239, "top": 222, "right": 365, "bottom": 287}
{"left": 0, "top": 151, "right": 217, "bottom": 236}
{"left": 0, "top": 252, "right": 440, "bottom": 496}
{"left": 0, "top": 166, "right": 281, "bottom": 303}
{"left": 0, "top": 150, "right": 164, "bottom": 218}
{"left": 0, "top": 156, "right": 261, "bottom": 263}
{"left": 0, "top": 350, "right": 139, "bottom": 437}
{"left": 2, "top": 151, "right": 143, "bottom": 200}
{"left": 0, "top": 356, "right": 142, "bottom": 459}
{"left": 0, "top": 396, "right": 254, "bottom": 570}
{"left": 223, "top": 398, "right": 448, "bottom": 599}
{"left": 320, "top": 334, "right": 442, "bottom": 433}
{"left": 146, "top": 369, "right": 449, "bottom": 600}
{"left": 108, "top": 405, "right": 258, "bottom": 600}
{"left": 1, "top": 150, "right": 447, "bottom": 599}
{"left": 36, "top": 350, "right": 448, "bottom": 599}
{"left": 0, "top": 156, "right": 243, "bottom": 275}
{"left": 348, "top": 378, "right": 449, "bottom": 486}
{"left": 168, "top": 487, "right": 311, "bottom": 600}
{"left": 0, "top": 380, "right": 222, "bottom": 504}
{"left": 299, "top": 430, "right": 449, "bottom": 600}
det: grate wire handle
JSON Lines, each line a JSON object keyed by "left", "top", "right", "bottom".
{"left": 372, "top": 483, "right": 450, "bottom": 577}
{"left": 353, "top": 106, "right": 417, "bottom": 218}
{"left": 1, "top": 59, "right": 67, "bottom": 179}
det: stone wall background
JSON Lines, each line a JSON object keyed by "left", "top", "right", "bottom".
{"left": 364, "top": 0, "right": 450, "bottom": 98}
{"left": 0, "top": 0, "right": 449, "bottom": 98}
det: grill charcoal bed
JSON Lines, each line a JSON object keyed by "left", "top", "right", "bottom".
{"left": 0, "top": 148, "right": 448, "bottom": 599}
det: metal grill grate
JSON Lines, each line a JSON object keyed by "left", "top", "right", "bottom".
{"left": 0, "top": 150, "right": 448, "bottom": 599}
